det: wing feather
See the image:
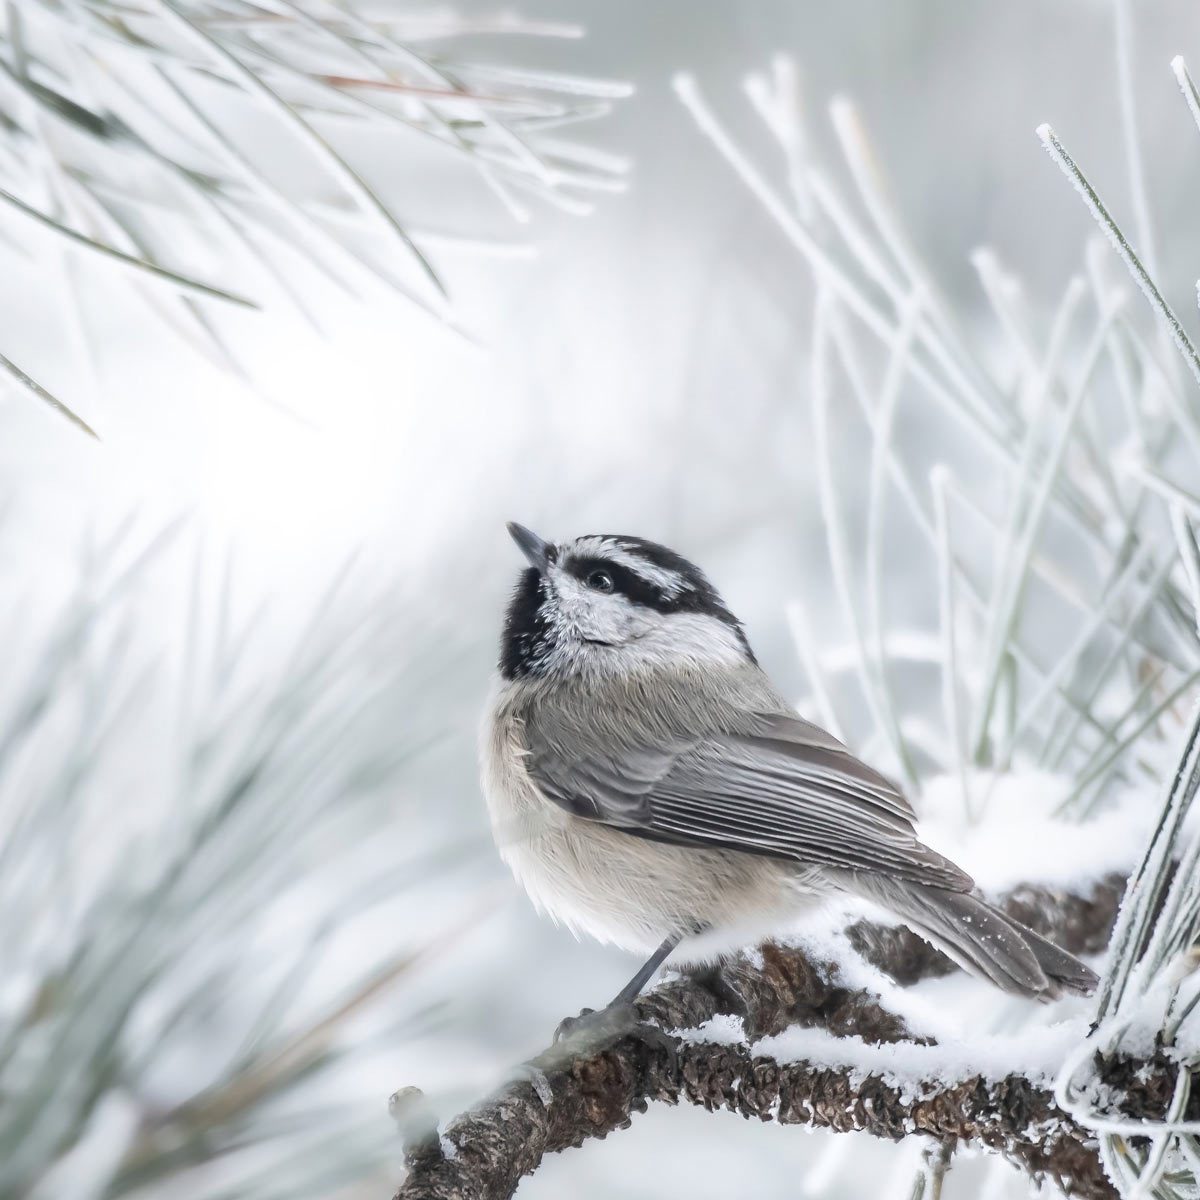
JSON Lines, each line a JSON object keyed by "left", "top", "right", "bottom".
{"left": 525, "top": 708, "right": 970, "bottom": 890}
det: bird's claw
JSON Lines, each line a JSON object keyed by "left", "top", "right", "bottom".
{"left": 549, "top": 1002, "right": 678, "bottom": 1073}
{"left": 554, "top": 1007, "right": 597, "bottom": 1043}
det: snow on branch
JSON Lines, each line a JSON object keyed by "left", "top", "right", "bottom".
{"left": 393, "top": 877, "right": 1130, "bottom": 1200}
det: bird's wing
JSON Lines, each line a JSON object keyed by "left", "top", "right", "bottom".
{"left": 524, "top": 709, "right": 971, "bottom": 890}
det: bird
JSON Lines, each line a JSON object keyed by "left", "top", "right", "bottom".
{"left": 480, "top": 523, "right": 1097, "bottom": 1046}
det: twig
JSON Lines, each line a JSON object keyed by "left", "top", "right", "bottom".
{"left": 394, "top": 877, "right": 1127, "bottom": 1200}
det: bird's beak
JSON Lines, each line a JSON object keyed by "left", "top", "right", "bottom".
{"left": 507, "top": 522, "right": 554, "bottom": 573}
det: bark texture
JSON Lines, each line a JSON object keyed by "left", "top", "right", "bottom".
{"left": 394, "top": 876, "right": 1145, "bottom": 1200}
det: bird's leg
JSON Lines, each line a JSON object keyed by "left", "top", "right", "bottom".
{"left": 546, "top": 935, "right": 682, "bottom": 1067}
{"left": 609, "top": 933, "right": 682, "bottom": 1007}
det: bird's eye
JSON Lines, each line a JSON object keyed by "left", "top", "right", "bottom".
{"left": 585, "top": 569, "right": 614, "bottom": 593}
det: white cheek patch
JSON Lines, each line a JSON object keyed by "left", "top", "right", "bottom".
{"left": 616, "top": 612, "right": 748, "bottom": 671}
{"left": 537, "top": 561, "right": 749, "bottom": 677}
{"left": 549, "top": 571, "right": 644, "bottom": 644}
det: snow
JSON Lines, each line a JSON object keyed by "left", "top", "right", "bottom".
{"left": 674, "top": 967, "right": 1092, "bottom": 1094}
{"left": 755, "top": 1018, "right": 1089, "bottom": 1091}
{"left": 915, "top": 771, "right": 1152, "bottom": 893}
{"left": 672, "top": 922, "right": 1098, "bottom": 1104}
{"left": 791, "top": 918, "right": 964, "bottom": 1041}
{"left": 676, "top": 1013, "right": 747, "bottom": 1046}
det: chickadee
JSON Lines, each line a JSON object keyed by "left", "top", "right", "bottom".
{"left": 482, "top": 524, "right": 1097, "bottom": 1035}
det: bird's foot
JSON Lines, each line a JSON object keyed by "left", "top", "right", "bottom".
{"left": 542, "top": 1002, "right": 678, "bottom": 1072}
{"left": 554, "top": 1006, "right": 605, "bottom": 1045}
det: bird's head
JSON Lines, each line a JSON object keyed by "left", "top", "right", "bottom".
{"left": 498, "top": 523, "right": 756, "bottom": 680}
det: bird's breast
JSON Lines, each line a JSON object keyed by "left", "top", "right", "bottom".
{"left": 480, "top": 682, "right": 813, "bottom": 957}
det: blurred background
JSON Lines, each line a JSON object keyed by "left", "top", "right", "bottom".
{"left": 3, "top": 1, "right": 1200, "bottom": 1197}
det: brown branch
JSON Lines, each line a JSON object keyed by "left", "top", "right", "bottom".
{"left": 394, "top": 876, "right": 1131, "bottom": 1200}
{"left": 398, "top": 1037, "right": 1195, "bottom": 1200}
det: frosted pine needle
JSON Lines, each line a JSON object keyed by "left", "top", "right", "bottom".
{"left": 0, "top": 0, "right": 630, "bottom": 434}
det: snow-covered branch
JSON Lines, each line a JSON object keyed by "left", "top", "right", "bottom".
{"left": 393, "top": 877, "right": 1130, "bottom": 1200}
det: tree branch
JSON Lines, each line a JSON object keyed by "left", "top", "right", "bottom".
{"left": 394, "top": 876, "right": 1132, "bottom": 1200}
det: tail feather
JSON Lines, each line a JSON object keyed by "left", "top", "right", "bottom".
{"left": 1019, "top": 923, "right": 1101, "bottom": 998}
{"left": 847, "top": 875, "right": 1099, "bottom": 1000}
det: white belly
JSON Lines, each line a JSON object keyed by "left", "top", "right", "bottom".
{"left": 481, "top": 697, "right": 821, "bottom": 961}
